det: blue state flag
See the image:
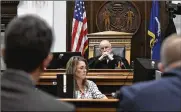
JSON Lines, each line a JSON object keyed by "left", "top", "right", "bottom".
{"left": 148, "top": 1, "right": 161, "bottom": 61}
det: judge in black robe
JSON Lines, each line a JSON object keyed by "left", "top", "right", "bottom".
{"left": 89, "top": 40, "right": 130, "bottom": 69}
{"left": 88, "top": 55, "right": 130, "bottom": 69}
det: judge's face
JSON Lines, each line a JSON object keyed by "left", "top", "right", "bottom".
{"left": 99, "top": 40, "right": 112, "bottom": 55}
{"left": 75, "top": 61, "right": 87, "bottom": 80}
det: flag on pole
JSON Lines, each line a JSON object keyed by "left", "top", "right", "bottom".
{"left": 71, "top": 0, "right": 88, "bottom": 56}
{"left": 148, "top": 1, "right": 161, "bottom": 60}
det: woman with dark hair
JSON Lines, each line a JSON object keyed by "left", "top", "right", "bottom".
{"left": 66, "top": 56, "right": 107, "bottom": 99}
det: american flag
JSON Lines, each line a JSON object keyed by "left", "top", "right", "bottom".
{"left": 71, "top": 0, "right": 88, "bottom": 56}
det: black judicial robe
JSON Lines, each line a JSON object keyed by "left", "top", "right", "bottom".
{"left": 88, "top": 55, "right": 130, "bottom": 69}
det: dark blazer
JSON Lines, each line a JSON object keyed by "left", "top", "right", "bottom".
{"left": 88, "top": 55, "right": 130, "bottom": 69}
{"left": 1, "top": 69, "right": 75, "bottom": 111}
{"left": 118, "top": 68, "right": 181, "bottom": 111}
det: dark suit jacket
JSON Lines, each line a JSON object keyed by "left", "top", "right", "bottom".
{"left": 1, "top": 69, "right": 75, "bottom": 111}
{"left": 118, "top": 68, "right": 181, "bottom": 111}
{"left": 88, "top": 55, "right": 130, "bottom": 69}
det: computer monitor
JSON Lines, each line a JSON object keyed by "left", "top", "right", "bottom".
{"left": 133, "top": 58, "right": 160, "bottom": 83}
{"left": 56, "top": 74, "right": 75, "bottom": 98}
{"left": 47, "top": 52, "right": 81, "bottom": 69}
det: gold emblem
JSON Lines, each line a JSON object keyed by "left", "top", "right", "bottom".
{"left": 96, "top": 1, "right": 141, "bottom": 34}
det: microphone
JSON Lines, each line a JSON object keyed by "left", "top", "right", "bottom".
{"left": 59, "top": 54, "right": 64, "bottom": 59}
{"left": 63, "top": 74, "right": 67, "bottom": 93}
{"left": 131, "top": 61, "right": 134, "bottom": 69}
{"left": 111, "top": 90, "right": 121, "bottom": 99}
{"left": 119, "top": 57, "right": 127, "bottom": 69}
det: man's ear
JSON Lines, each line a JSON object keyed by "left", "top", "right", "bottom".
{"left": 42, "top": 53, "right": 53, "bottom": 69}
{"left": 1, "top": 48, "right": 6, "bottom": 62}
{"left": 158, "top": 62, "right": 164, "bottom": 72}
{"left": 1, "top": 48, "right": 5, "bottom": 57}
{"left": 99, "top": 48, "right": 102, "bottom": 54}
{"left": 110, "top": 47, "right": 112, "bottom": 52}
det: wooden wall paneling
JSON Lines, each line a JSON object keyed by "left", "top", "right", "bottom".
{"left": 145, "top": 1, "right": 152, "bottom": 60}
{"left": 2, "top": 1, "right": 170, "bottom": 61}
{"left": 66, "top": 1, "right": 74, "bottom": 51}
{"left": 1, "top": 1, "right": 19, "bottom": 27}
{"left": 130, "top": 1, "right": 150, "bottom": 61}
{"left": 66, "top": 1, "right": 169, "bottom": 61}
{"left": 160, "top": 1, "right": 170, "bottom": 39}
{"left": 90, "top": 1, "right": 106, "bottom": 33}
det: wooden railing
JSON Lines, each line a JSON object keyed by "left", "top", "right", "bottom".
{"left": 37, "top": 69, "right": 133, "bottom": 97}
{"left": 38, "top": 69, "right": 133, "bottom": 86}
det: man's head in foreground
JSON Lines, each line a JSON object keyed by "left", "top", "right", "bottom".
{"left": 3, "top": 14, "right": 53, "bottom": 81}
{"left": 159, "top": 33, "right": 181, "bottom": 72}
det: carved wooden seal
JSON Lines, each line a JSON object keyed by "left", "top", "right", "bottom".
{"left": 96, "top": 1, "right": 141, "bottom": 34}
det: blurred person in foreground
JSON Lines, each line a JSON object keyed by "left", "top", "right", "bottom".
{"left": 118, "top": 34, "right": 181, "bottom": 111}
{"left": 66, "top": 56, "right": 108, "bottom": 99}
{"left": 1, "top": 14, "right": 75, "bottom": 111}
{"left": 88, "top": 40, "right": 130, "bottom": 69}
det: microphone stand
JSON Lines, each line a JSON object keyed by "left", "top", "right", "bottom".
{"left": 112, "top": 61, "right": 134, "bottom": 99}
{"left": 119, "top": 57, "right": 127, "bottom": 69}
